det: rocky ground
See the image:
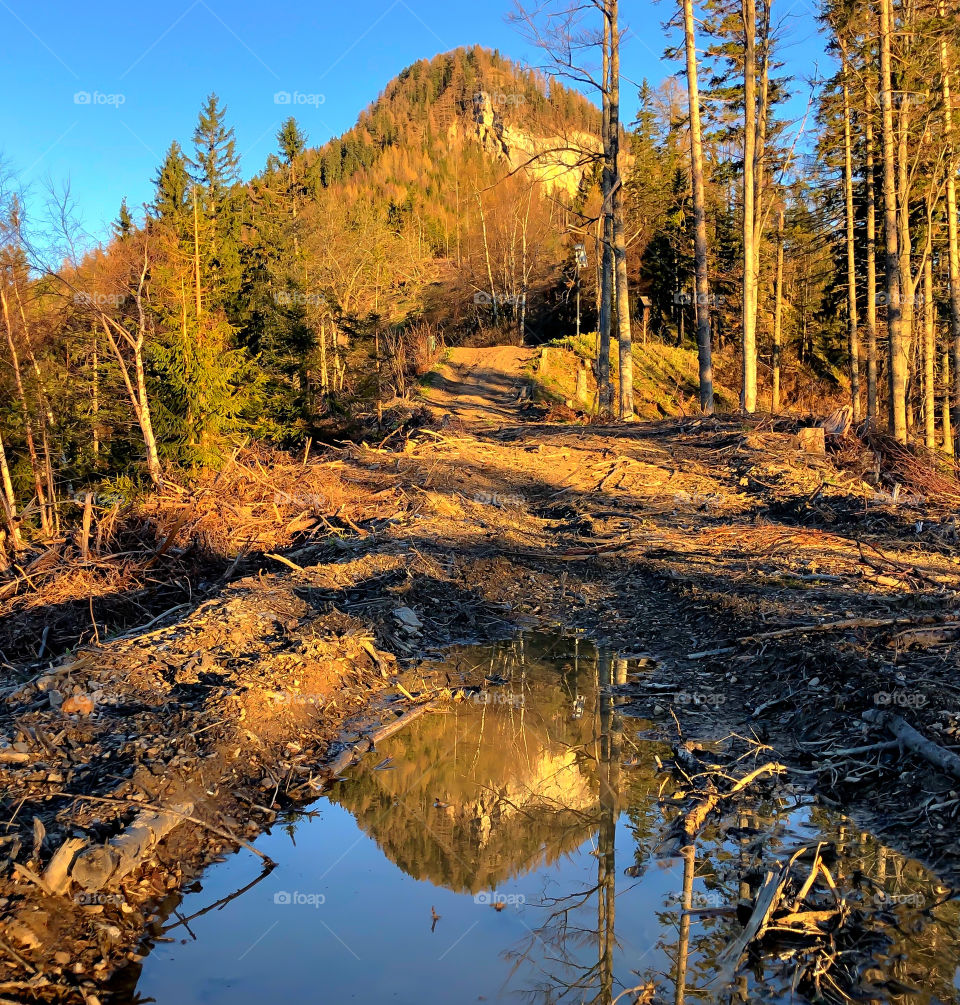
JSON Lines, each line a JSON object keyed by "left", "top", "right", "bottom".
{"left": 2, "top": 346, "right": 960, "bottom": 1001}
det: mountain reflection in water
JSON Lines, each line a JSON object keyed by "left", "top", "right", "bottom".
{"left": 124, "top": 632, "right": 960, "bottom": 1005}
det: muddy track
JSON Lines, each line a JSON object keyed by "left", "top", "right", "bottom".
{"left": 2, "top": 346, "right": 960, "bottom": 1000}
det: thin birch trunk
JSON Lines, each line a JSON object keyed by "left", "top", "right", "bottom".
{"left": 896, "top": 93, "right": 916, "bottom": 429}
{"left": 597, "top": 6, "right": 614, "bottom": 415}
{"left": 476, "top": 192, "right": 498, "bottom": 326}
{"left": 0, "top": 427, "right": 23, "bottom": 551}
{"left": 91, "top": 333, "right": 100, "bottom": 460}
{"left": 943, "top": 339, "right": 954, "bottom": 455}
{"left": 923, "top": 241, "right": 936, "bottom": 448}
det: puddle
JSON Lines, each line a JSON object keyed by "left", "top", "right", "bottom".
{"left": 115, "top": 632, "right": 960, "bottom": 1003}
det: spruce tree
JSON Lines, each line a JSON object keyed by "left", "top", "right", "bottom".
{"left": 277, "top": 118, "right": 307, "bottom": 165}
{"left": 152, "top": 141, "right": 190, "bottom": 227}
{"left": 113, "top": 198, "right": 134, "bottom": 239}
{"left": 190, "top": 93, "right": 240, "bottom": 205}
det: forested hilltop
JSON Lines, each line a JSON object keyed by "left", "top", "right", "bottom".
{"left": 2, "top": 7, "right": 959, "bottom": 560}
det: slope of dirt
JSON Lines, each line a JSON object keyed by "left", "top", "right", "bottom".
{"left": 3, "top": 348, "right": 960, "bottom": 1000}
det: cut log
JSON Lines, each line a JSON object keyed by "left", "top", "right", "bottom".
{"left": 862, "top": 708, "right": 960, "bottom": 779}
{"left": 70, "top": 802, "right": 194, "bottom": 891}
{"left": 797, "top": 427, "right": 826, "bottom": 454}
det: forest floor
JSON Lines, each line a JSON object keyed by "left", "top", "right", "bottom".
{"left": 3, "top": 345, "right": 960, "bottom": 1001}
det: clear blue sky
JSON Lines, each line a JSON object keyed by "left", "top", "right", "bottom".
{"left": 2, "top": 0, "right": 828, "bottom": 242}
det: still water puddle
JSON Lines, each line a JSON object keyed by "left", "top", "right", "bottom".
{"left": 119, "top": 632, "right": 960, "bottom": 1003}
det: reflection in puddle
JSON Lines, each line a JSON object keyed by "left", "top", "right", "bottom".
{"left": 123, "top": 632, "right": 960, "bottom": 1004}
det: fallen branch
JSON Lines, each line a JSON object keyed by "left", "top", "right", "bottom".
{"left": 862, "top": 709, "right": 960, "bottom": 779}
{"left": 680, "top": 762, "right": 786, "bottom": 842}
{"left": 738, "top": 612, "right": 956, "bottom": 643}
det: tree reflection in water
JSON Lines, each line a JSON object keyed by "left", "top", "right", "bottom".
{"left": 327, "top": 632, "right": 960, "bottom": 1005}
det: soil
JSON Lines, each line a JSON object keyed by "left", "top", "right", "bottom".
{"left": 2, "top": 344, "right": 960, "bottom": 1001}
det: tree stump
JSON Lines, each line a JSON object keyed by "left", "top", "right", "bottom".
{"left": 797, "top": 427, "right": 826, "bottom": 454}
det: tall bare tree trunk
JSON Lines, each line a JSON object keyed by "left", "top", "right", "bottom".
{"left": 923, "top": 241, "right": 936, "bottom": 448}
{"left": 0, "top": 287, "right": 50, "bottom": 535}
{"left": 772, "top": 208, "right": 784, "bottom": 411}
{"left": 940, "top": 0, "right": 960, "bottom": 450}
{"left": 11, "top": 283, "right": 57, "bottom": 528}
{"left": 864, "top": 77, "right": 879, "bottom": 422}
{"left": 683, "top": 0, "right": 715, "bottom": 413}
{"left": 750, "top": 1, "right": 771, "bottom": 402}
{"left": 99, "top": 255, "right": 163, "bottom": 490}
{"left": 841, "top": 58, "right": 861, "bottom": 420}
{"left": 741, "top": 0, "right": 758, "bottom": 412}
{"left": 608, "top": 0, "right": 634, "bottom": 420}
{"left": 193, "top": 187, "right": 203, "bottom": 323}
{"left": 476, "top": 191, "right": 499, "bottom": 326}
{"left": 597, "top": 8, "right": 614, "bottom": 415}
{"left": 91, "top": 333, "right": 100, "bottom": 460}
{"left": 319, "top": 320, "right": 329, "bottom": 395}
{"left": 133, "top": 340, "right": 162, "bottom": 487}
{"left": 943, "top": 339, "right": 954, "bottom": 455}
{"left": 0, "top": 428, "right": 23, "bottom": 551}
{"left": 896, "top": 94, "right": 916, "bottom": 431}
{"left": 879, "top": 0, "right": 907, "bottom": 441}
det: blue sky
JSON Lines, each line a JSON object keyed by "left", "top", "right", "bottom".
{"left": 2, "top": 0, "right": 829, "bottom": 243}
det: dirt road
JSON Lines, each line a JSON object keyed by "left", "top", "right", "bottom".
{"left": 420, "top": 345, "right": 536, "bottom": 424}
{"left": 4, "top": 347, "right": 960, "bottom": 1000}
